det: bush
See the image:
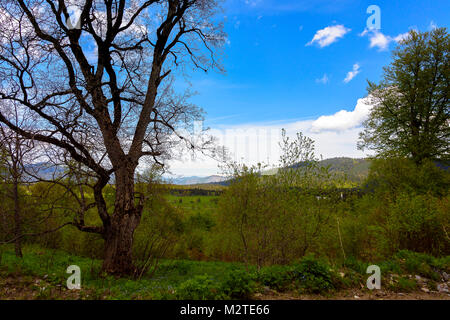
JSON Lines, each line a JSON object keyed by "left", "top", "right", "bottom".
{"left": 257, "top": 265, "right": 294, "bottom": 291}
{"left": 175, "top": 275, "right": 224, "bottom": 300}
{"left": 220, "top": 269, "right": 257, "bottom": 299}
{"left": 390, "top": 277, "right": 418, "bottom": 292}
{"left": 292, "top": 256, "right": 335, "bottom": 294}
{"left": 394, "top": 250, "right": 441, "bottom": 280}
{"left": 343, "top": 256, "right": 369, "bottom": 274}
{"left": 385, "top": 194, "right": 449, "bottom": 256}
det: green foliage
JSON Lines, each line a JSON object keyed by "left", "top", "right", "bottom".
{"left": 379, "top": 193, "right": 450, "bottom": 256}
{"left": 256, "top": 265, "right": 294, "bottom": 291}
{"left": 365, "top": 158, "right": 450, "bottom": 197}
{"left": 391, "top": 277, "right": 418, "bottom": 292}
{"left": 359, "top": 28, "right": 450, "bottom": 164}
{"left": 220, "top": 269, "right": 257, "bottom": 299}
{"left": 292, "top": 255, "right": 335, "bottom": 294}
{"left": 175, "top": 275, "right": 224, "bottom": 300}
{"left": 133, "top": 188, "right": 185, "bottom": 277}
{"left": 394, "top": 250, "right": 442, "bottom": 280}
{"left": 211, "top": 131, "right": 345, "bottom": 267}
{"left": 343, "top": 256, "right": 369, "bottom": 274}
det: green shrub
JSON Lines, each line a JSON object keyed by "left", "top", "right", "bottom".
{"left": 175, "top": 275, "right": 224, "bottom": 300}
{"left": 292, "top": 256, "right": 334, "bottom": 294}
{"left": 343, "top": 256, "right": 369, "bottom": 274}
{"left": 390, "top": 277, "right": 418, "bottom": 292}
{"left": 333, "top": 270, "right": 362, "bottom": 289}
{"left": 378, "top": 260, "right": 403, "bottom": 275}
{"left": 394, "top": 250, "right": 440, "bottom": 280}
{"left": 257, "top": 265, "right": 294, "bottom": 291}
{"left": 220, "top": 269, "right": 257, "bottom": 299}
{"left": 434, "top": 255, "right": 450, "bottom": 273}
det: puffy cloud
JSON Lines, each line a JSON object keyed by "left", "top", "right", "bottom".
{"left": 360, "top": 29, "right": 411, "bottom": 51}
{"left": 392, "top": 32, "right": 411, "bottom": 42}
{"left": 310, "top": 97, "right": 372, "bottom": 133}
{"left": 307, "top": 25, "right": 350, "bottom": 48}
{"left": 344, "top": 63, "right": 361, "bottom": 83}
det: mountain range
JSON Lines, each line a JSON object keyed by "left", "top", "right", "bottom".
{"left": 167, "top": 157, "right": 371, "bottom": 186}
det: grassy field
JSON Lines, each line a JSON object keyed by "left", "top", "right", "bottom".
{"left": 166, "top": 194, "right": 220, "bottom": 215}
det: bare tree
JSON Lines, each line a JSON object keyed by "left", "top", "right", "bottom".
{"left": 0, "top": 0, "right": 225, "bottom": 274}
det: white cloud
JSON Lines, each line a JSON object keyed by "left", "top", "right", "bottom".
{"left": 311, "top": 97, "right": 372, "bottom": 133}
{"left": 316, "top": 74, "right": 329, "bottom": 84}
{"left": 392, "top": 32, "right": 410, "bottom": 42}
{"left": 166, "top": 97, "right": 374, "bottom": 176}
{"left": 307, "top": 25, "right": 350, "bottom": 48}
{"left": 344, "top": 63, "right": 361, "bottom": 83}
{"left": 429, "top": 21, "right": 438, "bottom": 30}
{"left": 360, "top": 29, "right": 411, "bottom": 51}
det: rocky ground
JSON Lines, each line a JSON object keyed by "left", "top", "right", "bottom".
{"left": 254, "top": 271, "right": 450, "bottom": 300}
{"left": 1, "top": 272, "right": 449, "bottom": 300}
{"left": 255, "top": 288, "right": 450, "bottom": 300}
{"left": 0, "top": 273, "right": 94, "bottom": 300}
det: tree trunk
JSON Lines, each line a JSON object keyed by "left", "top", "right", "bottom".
{"left": 101, "top": 165, "right": 141, "bottom": 275}
{"left": 102, "top": 212, "right": 140, "bottom": 275}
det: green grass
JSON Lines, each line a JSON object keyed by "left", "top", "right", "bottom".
{"left": 0, "top": 244, "right": 251, "bottom": 299}
{"left": 1, "top": 245, "right": 448, "bottom": 299}
{"left": 166, "top": 194, "right": 219, "bottom": 215}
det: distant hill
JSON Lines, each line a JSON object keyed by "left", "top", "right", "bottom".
{"left": 167, "top": 158, "right": 371, "bottom": 186}
{"left": 24, "top": 158, "right": 370, "bottom": 186}
{"left": 319, "top": 157, "right": 370, "bottom": 183}
{"left": 23, "top": 162, "right": 66, "bottom": 181}
{"left": 165, "top": 175, "right": 228, "bottom": 186}
{"left": 263, "top": 157, "right": 370, "bottom": 183}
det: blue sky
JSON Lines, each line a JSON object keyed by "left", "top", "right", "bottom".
{"left": 167, "top": 0, "right": 450, "bottom": 176}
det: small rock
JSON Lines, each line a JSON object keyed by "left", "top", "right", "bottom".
{"left": 421, "top": 287, "right": 430, "bottom": 293}
{"left": 437, "top": 284, "right": 449, "bottom": 293}
{"left": 442, "top": 272, "right": 449, "bottom": 281}
{"left": 415, "top": 275, "right": 422, "bottom": 281}
{"left": 263, "top": 286, "right": 272, "bottom": 294}
{"left": 354, "top": 295, "right": 360, "bottom": 299}
{"left": 339, "top": 272, "right": 345, "bottom": 278}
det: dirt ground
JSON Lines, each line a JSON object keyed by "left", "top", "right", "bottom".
{"left": 254, "top": 288, "right": 450, "bottom": 300}
{"left": 0, "top": 273, "right": 92, "bottom": 300}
